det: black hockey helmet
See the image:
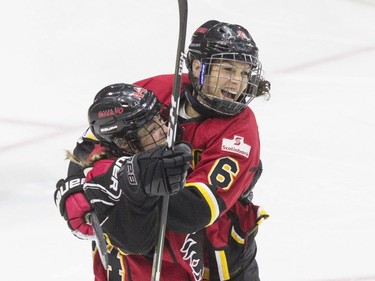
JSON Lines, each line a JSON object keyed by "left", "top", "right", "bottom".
{"left": 186, "top": 20, "right": 262, "bottom": 116}
{"left": 187, "top": 20, "right": 258, "bottom": 63}
{"left": 88, "top": 83, "right": 163, "bottom": 155}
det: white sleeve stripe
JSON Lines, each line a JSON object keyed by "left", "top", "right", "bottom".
{"left": 83, "top": 183, "right": 121, "bottom": 201}
{"left": 89, "top": 199, "right": 115, "bottom": 206}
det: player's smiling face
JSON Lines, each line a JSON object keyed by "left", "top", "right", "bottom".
{"left": 193, "top": 59, "right": 250, "bottom": 102}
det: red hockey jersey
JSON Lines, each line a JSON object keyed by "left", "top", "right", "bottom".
{"left": 135, "top": 74, "right": 268, "bottom": 280}
{"left": 81, "top": 73, "right": 267, "bottom": 281}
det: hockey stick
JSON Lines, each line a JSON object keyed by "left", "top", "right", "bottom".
{"left": 85, "top": 212, "right": 109, "bottom": 270}
{"left": 151, "top": 0, "right": 188, "bottom": 280}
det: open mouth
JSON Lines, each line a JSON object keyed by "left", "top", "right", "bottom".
{"left": 221, "top": 89, "right": 237, "bottom": 100}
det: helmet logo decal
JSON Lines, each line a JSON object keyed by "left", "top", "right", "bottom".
{"left": 132, "top": 87, "right": 148, "bottom": 99}
{"left": 100, "top": 125, "right": 118, "bottom": 133}
{"left": 195, "top": 27, "right": 208, "bottom": 34}
{"left": 98, "top": 107, "right": 124, "bottom": 118}
{"left": 199, "top": 62, "right": 207, "bottom": 86}
{"left": 236, "top": 30, "right": 250, "bottom": 41}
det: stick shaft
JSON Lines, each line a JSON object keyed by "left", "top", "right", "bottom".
{"left": 151, "top": 1, "right": 188, "bottom": 280}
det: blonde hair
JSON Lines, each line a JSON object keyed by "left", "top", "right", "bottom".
{"left": 65, "top": 150, "right": 109, "bottom": 168}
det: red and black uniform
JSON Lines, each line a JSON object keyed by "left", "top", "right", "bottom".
{"left": 135, "top": 74, "right": 268, "bottom": 281}
{"left": 84, "top": 156, "right": 202, "bottom": 281}
{"left": 71, "top": 73, "right": 267, "bottom": 281}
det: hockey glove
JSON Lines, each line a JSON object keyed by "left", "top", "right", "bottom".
{"left": 54, "top": 176, "right": 94, "bottom": 240}
{"left": 123, "top": 142, "right": 192, "bottom": 197}
{"left": 83, "top": 157, "right": 126, "bottom": 222}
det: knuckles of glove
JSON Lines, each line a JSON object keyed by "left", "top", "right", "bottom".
{"left": 125, "top": 142, "right": 192, "bottom": 197}
{"left": 64, "top": 192, "right": 94, "bottom": 238}
{"left": 65, "top": 193, "right": 91, "bottom": 221}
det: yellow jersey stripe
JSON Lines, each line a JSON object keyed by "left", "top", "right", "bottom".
{"left": 231, "top": 226, "right": 245, "bottom": 244}
{"left": 186, "top": 182, "right": 220, "bottom": 226}
{"left": 215, "top": 250, "right": 230, "bottom": 281}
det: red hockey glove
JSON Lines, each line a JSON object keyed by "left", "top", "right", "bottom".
{"left": 54, "top": 176, "right": 94, "bottom": 240}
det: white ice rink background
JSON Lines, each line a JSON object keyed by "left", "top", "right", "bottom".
{"left": 1, "top": 0, "right": 375, "bottom": 280}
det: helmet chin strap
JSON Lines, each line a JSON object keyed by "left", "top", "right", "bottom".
{"left": 185, "top": 84, "right": 218, "bottom": 119}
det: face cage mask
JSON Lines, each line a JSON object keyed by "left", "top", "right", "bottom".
{"left": 113, "top": 114, "right": 168, "bottom": 155}
{"left": 195, "top": 53, "right": 262, "bottom": 116}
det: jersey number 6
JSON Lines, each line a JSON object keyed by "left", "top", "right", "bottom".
{"left": 208, "top": 157, "right": 239, "bottom": 190}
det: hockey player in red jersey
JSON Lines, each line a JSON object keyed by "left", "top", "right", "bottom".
{"left": 132, "top": 20, "right": 270, "bottom": 280}
{"left": 54, "top": 20, "right": 271, "bottom": 280}
{"left": 60, "top": 83, "right": 197, "bottom": 280}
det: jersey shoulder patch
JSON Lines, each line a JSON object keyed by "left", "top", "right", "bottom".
{"left": 221, "top": 135, "right": 251, "bottom": 158}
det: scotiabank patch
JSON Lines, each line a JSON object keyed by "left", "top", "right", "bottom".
{"left": 222, "top": 136, "right": 251, "bottom": 158}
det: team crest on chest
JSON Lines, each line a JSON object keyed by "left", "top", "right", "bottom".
{"left": 221, "top": 135, "right": 251, "bottom": 158}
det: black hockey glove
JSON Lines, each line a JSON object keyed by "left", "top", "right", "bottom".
{"left": 83, "top": 157, "right": 126, "bottom": 222}
{"left": 122, "top": 142, "right": 192, "bottom": 197}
